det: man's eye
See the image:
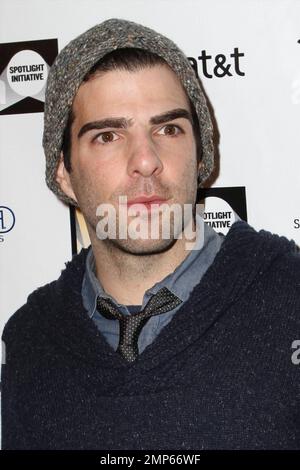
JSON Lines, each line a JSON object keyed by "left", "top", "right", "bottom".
{"left": 93, "top": 131, "right": 119, "bottom": 144}
{"left": 157, "top": 124, "right": 183, "bottom": 136}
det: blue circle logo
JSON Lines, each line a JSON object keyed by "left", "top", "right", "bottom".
{"left": 0, "top": 206, "right": 16, "bottom": 233}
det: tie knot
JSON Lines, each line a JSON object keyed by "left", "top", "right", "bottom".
{"left": 96, "top": 287, "right": 181, "bottom": 321}
{"left": 96, "top": 287, "right": 182, "bottom": 362}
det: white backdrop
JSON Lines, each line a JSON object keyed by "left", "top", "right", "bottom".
{"left": 1, "top": 0, "right": 300, "bottom": 340}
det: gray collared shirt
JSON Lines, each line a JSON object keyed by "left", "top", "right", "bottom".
{"left": 82, "top": 214, "right": 224, "bottom": 354}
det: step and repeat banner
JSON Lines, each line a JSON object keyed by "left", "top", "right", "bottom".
{"left": 1, "top": 0, "right": 300, "bottom": 338}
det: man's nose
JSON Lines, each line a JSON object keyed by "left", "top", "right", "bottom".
{"left": 126, "top": 133, "right": 163, "bottom": 179}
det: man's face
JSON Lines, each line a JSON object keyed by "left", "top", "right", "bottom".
{"left": 56, "top": 64, "right": 201, "bottom": 254}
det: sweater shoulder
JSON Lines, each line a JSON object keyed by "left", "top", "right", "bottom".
{"left": 2, "top": 247, "right": 90, "bottom": 345}
{"left": 1, "top": 279, "right": 58, "bottom": 345}
{"left": 270, "top": 247, "right": 300, "bottom": 287}
{"left": 255, "top": 225, "right": 300, "bottom": 290}
{"left": 254, "top": 238, "right": 300, "bottom": 326}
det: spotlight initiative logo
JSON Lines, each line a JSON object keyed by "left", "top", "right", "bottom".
{"left": 0, "top": 39, "right": 58, "bottom": 115}
{"left": 197, "top": 186, "right": 247, "bottom": 234}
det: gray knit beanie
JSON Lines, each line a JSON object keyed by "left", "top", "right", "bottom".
{"left": 43, "top": 18, "right": 214, "bottom": 206}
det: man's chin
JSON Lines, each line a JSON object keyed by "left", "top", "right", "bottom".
{"left": 107, "top": 236, "right": 178, "bottom": 256}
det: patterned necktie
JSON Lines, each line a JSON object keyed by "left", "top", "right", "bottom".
{"left": 96, "top": 287, "right": 182, "bottom": 362}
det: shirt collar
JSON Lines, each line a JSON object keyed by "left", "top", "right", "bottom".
{"left": 82, "top": 214, "right": 224, "bottom": 318}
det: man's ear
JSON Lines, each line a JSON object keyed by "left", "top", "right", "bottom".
{"left": 197, "top": 159, "right": 204, "bottom": 174}
{"left": 55, "top": 152, "right": 78, "bottom": 203}
{"left": 196, "top": 159, "right": 205, "bottom": 187}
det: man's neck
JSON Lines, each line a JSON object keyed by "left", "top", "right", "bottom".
{"left": 89, "top": 219, "right": 199, "bottom": 305}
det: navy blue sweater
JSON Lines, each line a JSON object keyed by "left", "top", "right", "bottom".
{"left": 1, "top": 221, "right": 300, "bottom": 450}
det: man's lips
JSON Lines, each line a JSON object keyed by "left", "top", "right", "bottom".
{"left": 125, "top": 196, "right": 168, "bottom": 209}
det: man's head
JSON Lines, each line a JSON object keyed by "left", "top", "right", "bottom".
{"left": 43, "top": 18, "right": 214, "bottom": 207}
{"left": 60, "top": 47, "right": 203, "bottom": 179}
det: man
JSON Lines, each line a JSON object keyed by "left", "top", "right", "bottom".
{"left": 1, "top": 18, "right": 300, "bottom": 450}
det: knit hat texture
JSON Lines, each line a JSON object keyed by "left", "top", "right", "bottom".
{"left": 43, "top": 18, "right": 214, "bottom": 206}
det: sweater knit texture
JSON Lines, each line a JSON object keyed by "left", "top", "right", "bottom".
{"left": 1, "top": 220, "right": 300, "bottom": 450}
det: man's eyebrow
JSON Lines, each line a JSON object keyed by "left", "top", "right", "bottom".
{"left": 77, "top": 117, "right": 132, "bottom": 139}
{"left": 150, "top": 108, "right": 193, "bottom": 125}
{"left": 77, "top": 108, "right": 193, "bottom": 139}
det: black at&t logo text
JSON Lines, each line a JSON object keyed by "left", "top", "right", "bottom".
{"left": 189, "top": 47, "right": 245, "bottom": 79}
